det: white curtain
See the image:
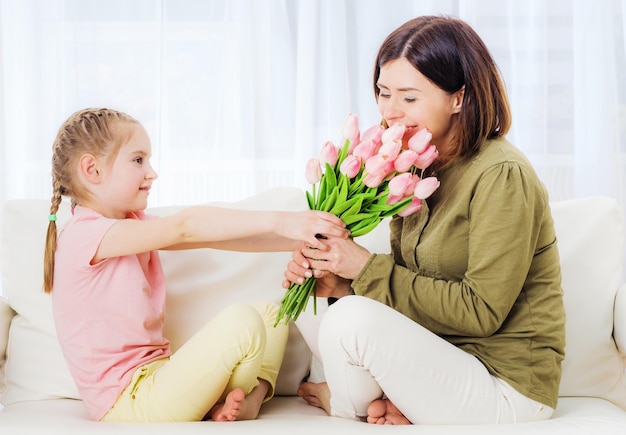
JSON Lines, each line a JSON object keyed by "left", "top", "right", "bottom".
{"left": 0, "top": 0, "right": 625, "bottom": 278}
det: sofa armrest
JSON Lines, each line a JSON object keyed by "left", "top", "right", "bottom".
{"left": 615, "top": 283, "right": 626, "bottom": 356}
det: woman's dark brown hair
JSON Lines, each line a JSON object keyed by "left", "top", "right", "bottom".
{"left": 373, "top": 15, "right": 511, "bottom": 164}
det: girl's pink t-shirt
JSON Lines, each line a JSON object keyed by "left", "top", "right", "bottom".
{"left": 51, "top": 206, "right": 171, "bottom": 421}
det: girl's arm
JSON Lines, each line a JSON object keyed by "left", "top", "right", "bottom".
{"left": 94, "top": 206, "right": 348, "bottom": 263}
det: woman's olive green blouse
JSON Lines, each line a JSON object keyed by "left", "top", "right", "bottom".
{"left": 352, "top": 137, "right": 566, "bottom": 409}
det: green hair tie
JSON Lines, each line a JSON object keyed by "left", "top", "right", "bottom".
{"left": 48, "top": 214, "right": 57, "bottom": 222}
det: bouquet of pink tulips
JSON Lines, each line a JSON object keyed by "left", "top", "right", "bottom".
{"left": 275, "top": 113, "right": 440, "bottom": 326}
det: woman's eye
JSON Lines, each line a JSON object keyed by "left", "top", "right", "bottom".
{"left": 379, "top": 92, "right": 391, "bottom": 99}
{"left": 404, "top": 97, "right": 416, "bottom": 103}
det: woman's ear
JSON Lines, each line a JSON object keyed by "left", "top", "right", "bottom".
{"left": 451, "top": 86, "right": 465, "bottom": 114}
{"left": 78, "top": 154, "right": 101, "bottom": 184}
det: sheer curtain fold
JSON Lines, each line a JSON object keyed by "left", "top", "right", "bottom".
{"left": 0, "top": 0, "right": 625, "bottom": 269}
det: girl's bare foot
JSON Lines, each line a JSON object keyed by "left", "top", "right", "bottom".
{"left": 210, "top": 388, "right": 245, "bottom": 421}
{"left": 366, "top": 399, "right": 411, "bottom": 425}
{"left": 211, "top": 380, "right": 270, "bottom": 422}
{"left": 297, "top": 382, "right": 331, "bottom": 415}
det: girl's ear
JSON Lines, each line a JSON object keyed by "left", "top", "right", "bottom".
{"left": 79, "top": 154, "right": 101, "bottom": 184}
{"left": 451, "top": 86, "right": 465, "bottom": 114}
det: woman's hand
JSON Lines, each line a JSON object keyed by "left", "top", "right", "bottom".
{"left": 279, "top": 211, "right": 349, "bottom": 250}
{"left": 301, "top": 236, "right": 372, "bottom": 280}
{"left": 282, "top": 243, "right": 353, "bottom": 298}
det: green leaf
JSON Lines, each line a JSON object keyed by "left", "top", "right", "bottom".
{"left": 342, "top": 212, "right": 373, "bottom": 226}
{"left": 317, "top": 177, "right": 327, "bottom": 210}
{"left": 350, "top": 219, "right": 383, "bottom": 237}
{"left": 330, "top": 194, "right": 357, "bottom": 216}
{"left": 320, "top": 188, "right": 338, "bottom": 212}
{"left": 336, "top": 139, "right": 350, "bottom": 170}
{"left": 306, "top": 190, "right": 315, "bottom": 210}
{"left": 333, "top": 196, "right": 363, "bottom": 218}
{"left": 380, "top": 197, "right": 414, "bottom": 218}
{"left": 337, "top": 175, "right": 349, "bottom": 203}
{"left": 347, "top": 214, "right": 380, "bottom": 232}
{"left": 366, "top": 203, "right": 391, "bottom": 212}
{"left": 325, "top": 163, "right": 337, "bottom": 191}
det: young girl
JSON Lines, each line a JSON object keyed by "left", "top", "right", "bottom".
{"left": 43, "top": 107, "right": 349, "bottom": 423}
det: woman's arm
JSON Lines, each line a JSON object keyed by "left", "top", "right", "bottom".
{"left": 296, "top": 162, "right": 553, "bottom": 338}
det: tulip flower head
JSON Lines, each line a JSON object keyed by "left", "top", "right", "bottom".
{"left": 339, "top": 155, "right": 361, "bottom": 178}
{"left": 305, "top": 158, "right": 322, "bottom": 184}
{"left": 414, "top": 176, "right": 440, "bottom": 199}
{"left": 341, "top": 113, "right": 360, "bottom": 153}
{"left": 407, "top": 128, "right": 432, "bottom": 154}
{"left": 414, "top": 145, "right": 439, "bottom": 170}
{"left": 360, "top": 123, "right": 384, "bottom": 144}
{"left": 353, "top": 139, "right": 378, "bottom": 161}
{"left": 319, "top": 141, "right": 338, "bottom": 167}
{"left": 394, "top": 149, "right": 418, "bottom": 172}
{"left": 381, "top": 122, "right": 405, "bottom": 143}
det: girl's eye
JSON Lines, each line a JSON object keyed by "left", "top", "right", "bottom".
{"left": 134, "top": 157, "right": 143, "bottom": 164}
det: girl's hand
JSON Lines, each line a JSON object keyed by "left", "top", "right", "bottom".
{"left": 279, "top": 211, "right": 349, "bottom": 250}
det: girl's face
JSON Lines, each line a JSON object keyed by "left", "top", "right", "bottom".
{"left": 376, "top": 57, "right": 464, "bottom": 155}
{"left": 97, "top": 123, "right": 158, "bottom": 218}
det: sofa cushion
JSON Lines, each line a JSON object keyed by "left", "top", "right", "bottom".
{"left": 551, "top": 196, "right": 626, "bottom": 409}
{"left": 0, "top": 188, "right": 311, "bottom": 406}
{"left": 2, "top": 190, "right": 625, "bottom": 411}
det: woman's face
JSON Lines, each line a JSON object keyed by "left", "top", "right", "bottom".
{"left": 376, "top": 57, "right": 464, "bottom": 155}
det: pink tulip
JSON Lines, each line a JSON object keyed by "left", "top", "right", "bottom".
{"left": 381, "top": 122, "right": 405, "bottom": 143}
{"left": 414, "top": 176, "right": 440, "bottom": 199}
{"left": 388, "top": 172, "right": 415, "bottom": 197}
{"left": 319, "top": 141, "right": 339, "bottom": 167}
{"left": 378, "top": 139, "right": 402, "bottom": 162}
{"left": 360, "top": 123, "right": 384, "bottom": 145}
{"left": 305, "top": 158, "right": 322, "bottom": 184}
{"left": 398, "top": 197, "right": 423, "bottom": 217}
{"left": 386, "top": 193, "right": 404, "bottom": 205}
{"left": 364, "top": 154, "right": 395, "bottom": 177}
{"left": 414, "top": 145, "right": 439, "bottom": 169}
{"left": 353, "top": 139, "right": 378, "bottom": 161}
{"left": 394, "top": 149, "right": 418, "bottom": 172}
{"left": 407, "top": 128, "right": 432, "bottom": 154}
{"left": 363, "top": 170, "right": 388, "bottom": 188}
{"left": 341, "top": 113, "right": 360, "bottom": 152}
{"left": 339, "top": 155, "right": 362, "bottom": 178}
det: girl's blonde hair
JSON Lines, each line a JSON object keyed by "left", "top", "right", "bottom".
{"left": 43, "top": 108, "right": 138, "bottom": 293}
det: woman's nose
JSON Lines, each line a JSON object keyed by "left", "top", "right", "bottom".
{"left": 380, "top": 98, "right": 403, "bottom": 122}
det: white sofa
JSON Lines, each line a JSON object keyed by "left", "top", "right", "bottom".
{"left": 1, "top": 187, "right": 625, "bottom": 434}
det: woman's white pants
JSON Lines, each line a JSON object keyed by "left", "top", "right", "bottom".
{"left": 317, "top": 296, "right": 553, "bottom": 424}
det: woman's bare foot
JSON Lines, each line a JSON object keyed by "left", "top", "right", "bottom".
{"left": 211, "top": 380, "right": 270, "bottom": 422}
{"left": 297, "top": 382, "right": 331, "bottom": 415}
{"left": 366, "top": 399, "right": 411, "bottom": 425}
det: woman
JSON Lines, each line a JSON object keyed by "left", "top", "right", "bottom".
{"left": 283, "top": 15, "right": 565, "bottom": 425}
